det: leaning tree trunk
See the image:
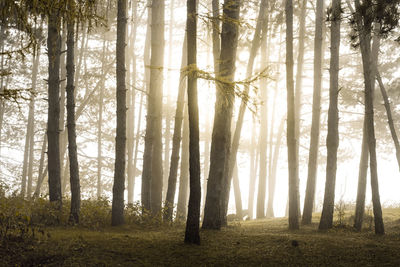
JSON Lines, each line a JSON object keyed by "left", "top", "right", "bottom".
{"left": 302, "top": 0, "right": 324, "bottom": 225}
{"left": 184, "top": 0, "right": 201, "bottom": 244}
{"left": 66, "top": 14, "right": 81, "bottom": 224}
{"left": 163, "top": 33, "right": 188, "bottom": 222}
{"left": 47, "top": 10, "right": 62, "bottom": 206}
{"left": 232, "top": 163, "right": 242, "bottom": 219}
{"left": 285, "top": 0, "right": 300, "bottom": 230}
{"left": 112, "top": 0, "right": 127, "bottom": 226}
{"left": 376, "top": 72, "right": 400, "bottom": 170}
{"left": 202, "top": 0, "right": 241, "bottom": 230}
{"left": 319, "top": 0, "right": 340, "bottom": 231}
{"left": 222, "top": 0, "right": 269, "bottom": 223}
{"left": 354, "top": 0, "right": 384, "bottom": 235}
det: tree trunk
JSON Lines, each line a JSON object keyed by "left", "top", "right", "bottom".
{"left": 354, "top": 0, "right": 384, "bottom": 235}
{"left": 376, "top": 72, "right": 400, "bottom": 171}
{"left": 285, "top": 0, "right": 300, "bottom": 230}
{"left": 201, "top": 111, "right": 211, "bottom": 218}
{"left": 202, "top": 0, "right": 241, "bottom": 230}
{"left": 33, "top": 134, "right": 47, "bottom": 199}
{"left": 267, "top": 116, "right": 285, "bottom": 218}
{"left": 163, "top": 33, "right": 188, "bottom": 222}
{"left": 256, "top": 24, "right": 269, "bottom": 219}
{"left": 248, "top": 117, "right": 258, "bottom": 220}
{"left": 27, "top": 40, "right": 41, "bottom": 199}
{"left": 142, "top": 0, "right": 165, "bottom": 215}
{"left": 97, "top": 39, "right": 107, "bottom": 199}
{"left": 112, "top": 0, "right": 127, "bottom": 226}
{"left": 177, "top": 110, "right": 189, "bottom": 221}
{"left": 222, "top": 0, "right": 269, "bottom": 223}
{"left": 59, "top": 23, "right": 67, "bottom": 194}
{"left": 319, "top": 0, "right": 340, "bottom": 231}
{"left": 127, "top": 0, "right": 138, "bottom": 204}
{"left": 184, "top": 0, "right": 201, "bottom": 244}
{"left": 66, "top": 15, "right": 80, "bottom": 224}
{"left": 232, "top": 163, "right": 242, "bottom": 219}
{"left": 47, "top": 11, "right": 62, "bottom": 206}
{"left": 302, "top": 0, "right": 324, "bottom": 225}
{"left": 163, "top": 0, "right": 175, "bottom": 199}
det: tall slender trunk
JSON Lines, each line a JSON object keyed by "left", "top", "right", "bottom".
{"left": 132, "top": 92, "right": 144, "bottom": 199}
{"left": 142, "top": 0, "right": 165, "bottom": 215}
{"left": 184, "top": 0, "right": 201, "bottom": 244}
{"left": 163, "top": 32, "right": 188, "bottom": 221}
{"left": 163, "top": 0, "right": 175, "bottom": 199}
{"left": 232, "top": 163, "right": 242, "bottom": 219}
{"left": 256, "top": 25, "right": 269, "bottom": 219}
{"left": 33, "top": 134, "right": 47, "bottom": 199}
{"left": 202, "top": 0, "right": 241, "bottom": 230}
{"left": 59, "top": 23, "right": 67, "bottom": 193}
{"left": 248, "top": 117, "right": 258, "bottom": 219}
{"left": 177, "top": 110, "right": 189, "bottom": 221}
{"left": 47, "top": 11, "right": 62, "bottom": 206}
{"left": 112, "top": 0, "right": 127, "bottom": 226}
{"left": 354, "top": 0, "right": 384, "bottom": 235}
{"left": 127, "top": 0, "right": 138, "bottom": 204}
{"left": 97, "top": 39, "right": 107, "bottom": 199}
{"left": 286, "top": 0, "right": 300, "bottom": 230}
{"left": 27, "top": 41, "right": 41, "bottom": 199}
{"left": 302, "top": 0, "right": 324, "bottom": 225}
{"left": 266, "top": 29, "right": 283, "bottom": 218}
{"left": 222, "top": 0, "right": 269, "bottom": 222}
{"left": 66, "top": 15, "right": 80, "bottom": 224}
{"left": 376, "top": 72, "right": 400, "bottom": 170}
{"left": 267, "top": 116, "right": 285, "bottom": 218}
{"left": 211, "top": 0, "right": 221, "bottom": 74}
{"left": 319, "top": 0, "right": 340, "bottom": 231}
{"left": 201, "top": 111, "right": 211, "bottom": 217}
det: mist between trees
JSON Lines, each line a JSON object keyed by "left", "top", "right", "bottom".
{"left": 1, "top": 0, "right": 400, "bottom": 247}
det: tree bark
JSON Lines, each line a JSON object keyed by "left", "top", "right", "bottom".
{"left": 177, "top": 109, "right": 189, "bottom": 221}
{"left": 202, "top": 0, "right": 241, "bottom": 230}
{"left": 222, "top": 0, "right": 269, "bottom": 223}
{"left": 256, "top": 23, "right": 269, "bottom": 219}
{"left": 163, "top": 0, "right": 175, "bottom": 199}
{"left": 184, "top": 0, "right": 201, "bottom": 244}
{"left": 127, "top": 0, "right": 138, "bottom": 204}
{"left": 302, "top": 0, "right": 324, "bottom": 225}
{"left": 47, "top": 10, "right": 62, "bottom": 206}
{"left": 285, "top": 0, "right": 300, "bottom": 230}
{"left": 66, "top": 14, "right": 80, "bottom": 224}
{"left": 267, "top": 116, "right": 285, "bottom": 218}
{"left": 354, "top": 0, "right": 384, "bottom": 235}
{"left": 376, "top": 72, "right": 400, "bottom": 171}
{"left": 232, "top": 163, "right": 242, "bottom": 219}
{"left": 248, "top": 117, "right": 258, "bottom": 220}
{"left": 112, "top": 0, "right": 127, "bottom": 226}
{"left": 319, "top": 0, "right": 340, "bottom": 231}
{"left": 142, "top": 0, "right": 165, "bottom": 215}
{"left": 164, "top": 33, "right": 188, "bottom": 222}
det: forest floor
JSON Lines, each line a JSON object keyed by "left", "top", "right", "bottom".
{"left": 2, "top": 208, "right": 400, "bottom": 266}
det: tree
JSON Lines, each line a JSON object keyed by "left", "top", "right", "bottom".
{"left": 111, "top": 0, "right": 127, "bottom": 226}
{"left": 202, "top": 0, "right": 241, "bottom": 230}
{"left": 66, "top": 0, "right": 80, "bottom": 224}
{"left": 319, "top": 0, "right": 341, "bottom": 231}
{"left": 184, "top": 0, "right": 201, "bottom": 244}
{"left": 285, "top": 0, "right": 299, "bottom": 230}
{"left": 302, "top": 0, "right": 324, "bottom": 225}
{"left": 222, "top": 0, "right": 269, "bottom": 223}
{"left": 164, "top": 33, "right": 188, "bottom": 222}
{"left": 47, "top": 6, "right": 62, "bottom": 206}
{"left": 142, "top": 0, "right": 165, "bottom": 215}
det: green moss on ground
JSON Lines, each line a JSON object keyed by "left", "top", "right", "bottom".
{"left": 2, "top": 209, "right": 400, "bottom": 266}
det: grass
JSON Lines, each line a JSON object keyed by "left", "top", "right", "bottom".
{"left": 2, "top": 209, "right": 400, "bottom": 266}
